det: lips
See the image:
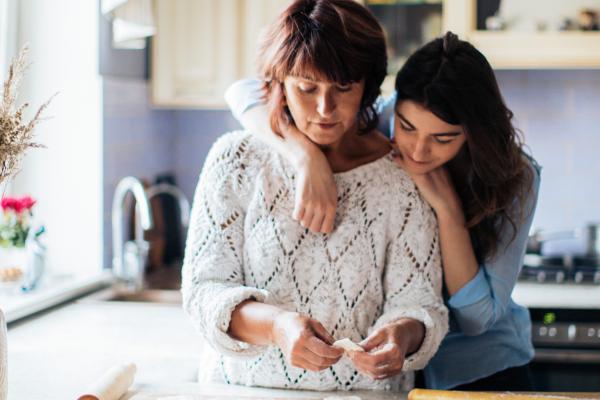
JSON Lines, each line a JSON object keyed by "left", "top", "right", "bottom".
{"left": 405, "top": 153, "right": 431, "bottom": 165}
{"left": 313, "top": 121, "right": 338, "bottom": 129}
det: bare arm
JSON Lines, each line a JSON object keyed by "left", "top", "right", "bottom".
{"left": 237, "top": 104, "right": 338, "bottom": 233}
{"left": 229, "top": 300, "right": 343, "bottom": 371}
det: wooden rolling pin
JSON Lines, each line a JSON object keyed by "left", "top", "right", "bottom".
{"left": 408, "top": 389, "right": 600, "bottom": 399}
{"left": 77, "top": 363, "right": 136, "bottom": 400}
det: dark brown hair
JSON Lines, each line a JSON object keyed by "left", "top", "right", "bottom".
{"left": 395, "top": 32, "right": 535, "bottom": 262}
{"left": 257, "top": 0, "right": 387, "bottom": 135}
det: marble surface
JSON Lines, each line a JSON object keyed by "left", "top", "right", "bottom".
{"left": 7, "top": 300, "right": 202, "bottom": 399}
{"left": 5, "top": 297, "right": 406, "bottom": 400}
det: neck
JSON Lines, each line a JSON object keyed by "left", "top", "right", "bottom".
{"left": 317, "top": 124, "right": 390, "bottom": 173}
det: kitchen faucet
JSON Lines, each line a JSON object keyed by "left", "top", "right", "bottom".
{"left": 146, "top": 183, "right": 191, "bottom": 230}
{"left": 112, "top": 176, "right": 154, "bottom": 290}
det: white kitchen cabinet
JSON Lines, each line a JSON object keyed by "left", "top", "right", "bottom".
{"left": 151, "top": 0, "right": 288, "bottom": 108}
{"left": 444, "top": 0, "right": 600, "bottom": 69}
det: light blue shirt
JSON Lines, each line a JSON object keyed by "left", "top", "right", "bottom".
{"left": 224, "top": 79, "right": 541, "bottom": 390}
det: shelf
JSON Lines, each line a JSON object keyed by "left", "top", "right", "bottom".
{"left": 468, "top": 31, "right": 600, "bottom": 69}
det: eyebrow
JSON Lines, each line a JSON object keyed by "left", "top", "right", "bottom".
{"left": 395, "top": 110, "right": 462, "bottom": 137}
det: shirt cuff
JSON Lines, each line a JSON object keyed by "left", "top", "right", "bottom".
{"left": 224, "top": 78, "right": 263, "bottom": 122}
{"left": 447, "top": 267, "right": 491, "bottom": 309}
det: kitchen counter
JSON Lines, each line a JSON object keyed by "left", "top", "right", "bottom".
{"left": 7, "top": 288, "right": 599, "bottom": 399}
{"left": 513, "top": 282, "right": 600, "bottom": 309}
{"left": 6, "top": 297, "right": 404, "bottom": 400}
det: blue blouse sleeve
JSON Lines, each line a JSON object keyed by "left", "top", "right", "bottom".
{"left": 375, "top": 91, "right": 397, "bottom": 139}
{"left": 224, "top": 79, "right": 263, "bottom": 122}
{"left": 447, "top": 159, "right": 541, "bottom": 336}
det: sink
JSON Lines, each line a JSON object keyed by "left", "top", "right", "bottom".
{"left": 81, "top": 287, "right": 182, "bottom": 305}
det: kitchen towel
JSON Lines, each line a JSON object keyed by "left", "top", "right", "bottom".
{"left": 0, "top": 309, "right": 6, "bottom": 400}
{"left": 78, "top": 362, "right": 137, "bottom": 400}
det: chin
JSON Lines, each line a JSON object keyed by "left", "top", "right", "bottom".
{"left": 305, "top": 129, "right": 344, "bottom": 146}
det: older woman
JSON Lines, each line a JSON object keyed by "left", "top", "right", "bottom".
{"left": 182, "top": 0, "right": 447, "bottom": 392}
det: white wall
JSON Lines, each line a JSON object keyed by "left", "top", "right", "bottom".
{"left": 9, "top": 0, "right": 103, "bottom": 276}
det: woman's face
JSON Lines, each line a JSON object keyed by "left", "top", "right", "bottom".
{"left": 283, "top": 75, "right": 364, "bottom": 147}
{"left": 393, "top": 100, "right": 467, "bottom": 175}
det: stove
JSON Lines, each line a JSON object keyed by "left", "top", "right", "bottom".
{"left": 519, "top": 254, "right": 600, "bottom": 284}
{"left": 528, "top": 308, "right": 600, "bottom": 391}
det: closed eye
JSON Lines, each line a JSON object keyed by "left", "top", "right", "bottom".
{"left": 298, "top": 85, "right": 317, "bottom": 94}
{"left": 399, "top": 122, "right": 415, "bottom": 132}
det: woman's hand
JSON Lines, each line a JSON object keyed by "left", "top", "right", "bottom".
{"left": 271, "top": 311, "right": 343, "bottom": 371}
{"left": 391, "top": 143, "right": 463, "bottom": 222}
{"left": 283, "top": 124, "right": 338, "bottom": 234}
{"left": 349, "top": 319, "right": 424, "bottom": 380}
{"left": 294, "top": 148, "right": 338, "bottom": 233}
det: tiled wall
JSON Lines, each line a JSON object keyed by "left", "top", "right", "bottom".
{"left": 102, "top": 77, "right": 176, "bottom": 267}
{"left": 496, "top": 70, "right": 600, "bottom": 232}
{"left": 102, "top": 70, "right": 600, "bottom": 266}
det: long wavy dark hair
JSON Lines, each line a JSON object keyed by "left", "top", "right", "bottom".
{"left": 256, "top": 0, "right": 387, "bottom": 135}
{"left": 395, "top": 32, "right": 534, "bottom": 262}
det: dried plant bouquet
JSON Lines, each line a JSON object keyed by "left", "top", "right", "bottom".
{"left": 0, "top": 46, "right": 54, "bottom": 184}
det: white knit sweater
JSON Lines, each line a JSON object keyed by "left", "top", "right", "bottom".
{"left": 182, "top": 131, "right": 448, "bottom": 392}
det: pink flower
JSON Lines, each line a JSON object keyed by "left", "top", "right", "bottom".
{"left": 19, "top": 196, "right": 36, "bottom": 211}
{"left": 1, "top": 196, "right": 36, "bottom": 214}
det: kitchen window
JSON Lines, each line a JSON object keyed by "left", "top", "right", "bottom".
{"left": 0, "top": 0, "right": 107, "bottom": 323}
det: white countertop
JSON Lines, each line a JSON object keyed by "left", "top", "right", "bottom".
{"left": 513, "top": 282, "right": 600, "bottom": 309}
{"left": 6, "top": 298, "right": 405, "bottom": 400}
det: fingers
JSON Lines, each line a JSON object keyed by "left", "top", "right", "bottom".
{"left": 308, "top": 209, "right": 326, "bottom": 233}
{"left": 309, "top": 319, "right": 335, "bottom": 345}
{"left": 320, "top": 203, "right": 336, "bottom": 234}
{"left": 289, "top": 334, "right": 343, "bottom": 371}
{"left": 293, "top": 204, "right": 305, "bottom": 222}
{"left": 291, "top": 353, "right": 329, "bottom": 372}
{"left": 358, "top": 328, "right": 386, "bottom": 352}
{"left": 349, "top": 343, "right": 405, "bottom": 380}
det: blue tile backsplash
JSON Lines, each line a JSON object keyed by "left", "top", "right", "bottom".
{"left": 102, "top": 70, "right": 600, "bottom": 266}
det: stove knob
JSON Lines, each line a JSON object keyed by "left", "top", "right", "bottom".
{"left": 548, "top": 327, "right": 557, "bottom": 337}
{"left": 557, "top": 271, "right": 565, "bottom": 283}
{"left": 568, "top": 324, "right": 577, "bottom": 340}
{"left": 588, "top": 328, "right": 596, "bottom": 337}
{"left": 539, "top": 326, "right": 548, "bottom": 336}
{"left": 537, "top": 271, "right": 546, "bottom": 283}
{"left": 575, "top": 272, "right": 583, "bottom": 284}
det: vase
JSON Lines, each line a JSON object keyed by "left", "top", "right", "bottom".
{"left": 0, "top": 309, "right": 7, "bottom": 400}
{"left": 0, "top": 247, "right": 28, "bottom": 271}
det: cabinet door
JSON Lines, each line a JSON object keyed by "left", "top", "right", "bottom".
{"left": 444, "top": 0, "right": 600, "bottom": 69}
{"left": 152, "top": 0, "right": 289, "bottom": 108}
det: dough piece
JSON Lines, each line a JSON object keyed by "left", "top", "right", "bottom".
{"left": 332, "top": 338, "right": 364, "bottom": 353}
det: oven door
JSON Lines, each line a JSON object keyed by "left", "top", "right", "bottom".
{"left": 531, "top": 348, "right": 600, "bottom": 391}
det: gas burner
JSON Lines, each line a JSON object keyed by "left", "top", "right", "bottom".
{"left": 521, "top": 254, "right": 569, "bottom": 283}
{"left": 521, "top": 254, "right": 600, "bottom": 284}
{"left": 520, "top": 265, "right": 568, "bottom": 283}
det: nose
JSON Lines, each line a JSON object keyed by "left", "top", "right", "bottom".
{"left": 317, "top": 91, "right": 336, "bottom": 117}
{"left": 412, "top": 138, "right": 430, "bottom": 161}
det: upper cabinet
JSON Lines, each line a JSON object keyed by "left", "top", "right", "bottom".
{"left": 444, "top": 0, "right": 600, "bottom": 69}
{"left": 151, "top": 0, "right": 288, "bottom": 108}
{"left": 151, "top": 0, "right": 600, "bottom": 108}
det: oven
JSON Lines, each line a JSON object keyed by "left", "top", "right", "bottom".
{"left": 529, "top": 308, "right": 600, "bottom": 391}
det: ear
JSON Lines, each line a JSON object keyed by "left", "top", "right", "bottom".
{"left": 280, "top": 82, "right": 287, "bottom": 106}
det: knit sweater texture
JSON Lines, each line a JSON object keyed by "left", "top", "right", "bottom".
{"left": 182, "top": 131, "right": 448, "bottom": 391}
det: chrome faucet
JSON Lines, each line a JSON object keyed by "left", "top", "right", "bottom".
{"left": 112, "top": 176, "right": 154, "bottom": 290}
{"left": 146, "top": 183, "right": 191, "bottom": 230}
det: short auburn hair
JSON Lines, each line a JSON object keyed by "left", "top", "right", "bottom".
{"left": 257, "top": 0, "right": 387, "bottom": 135}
